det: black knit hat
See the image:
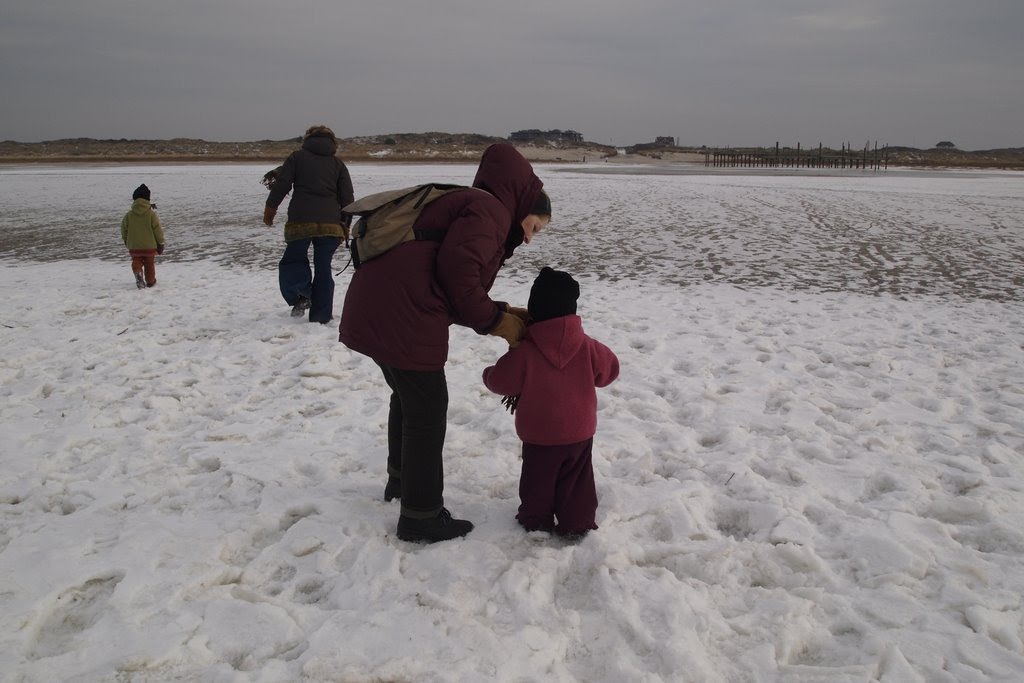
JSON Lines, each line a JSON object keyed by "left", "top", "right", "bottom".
{"left": 530, "top": 189, "right": 551, "bottom": 217}
{"left": 132, "top": 184, "right": 151, "bottom": 200}
{"left": 528, "top": 267, "right": 579, "bottom": 322}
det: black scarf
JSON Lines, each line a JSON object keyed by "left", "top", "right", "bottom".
{"left": 503, "top": 224, "right": 524, "bottom": 263}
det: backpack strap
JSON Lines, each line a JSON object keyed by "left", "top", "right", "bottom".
{"left": 411, "top": 186, "right": 491, "bottom": 241}
{"left": 413, "top": 228, "right": 448, "bottom": 242}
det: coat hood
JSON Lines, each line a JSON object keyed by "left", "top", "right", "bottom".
{"left": 472, "top": 143, "right": 543, "bottom": 260}
{"left": 472, "top": 144, "right": 543, "bottom": 225}
{"left": 130, "top": 198, "right": 151, "bottom": 215}
{"left": 302, "top": 133, "right": 338, "bottom": 157}
{"left": 524, "top": 315, "right": 585, "bottom": 369}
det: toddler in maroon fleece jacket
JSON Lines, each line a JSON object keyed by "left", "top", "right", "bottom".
{"left": 482, "top": 267, "right": 619, "bottom": 537}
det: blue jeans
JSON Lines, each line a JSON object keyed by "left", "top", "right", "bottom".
{"left": 279, "top": 236, "right": 341, "bottom": 323}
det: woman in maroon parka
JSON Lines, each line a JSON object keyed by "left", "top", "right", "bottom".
{"left": 339, "top": 143, "right": 551, "bottom": 543}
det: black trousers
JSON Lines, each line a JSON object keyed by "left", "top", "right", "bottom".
{"left": 376, "top": 362, "right": 448, "bottom": 518}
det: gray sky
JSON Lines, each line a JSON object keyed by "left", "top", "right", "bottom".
{"left": 2, "top": 0, "right": 1021, "bottom": 149}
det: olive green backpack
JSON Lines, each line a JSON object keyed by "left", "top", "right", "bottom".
{"left": 343, "top": 183, "right": 481, "bottom": 268}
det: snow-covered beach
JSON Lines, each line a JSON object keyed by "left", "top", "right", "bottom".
{"left": 1, "top": 162, "right": 1023, "bottom": 681}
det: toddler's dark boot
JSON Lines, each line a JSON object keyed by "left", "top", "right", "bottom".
{"left": 557, "top": 530, "right": 590, "bottom": 543}
{"left": 397, "top": 508, "right": 473, "bottom": 543}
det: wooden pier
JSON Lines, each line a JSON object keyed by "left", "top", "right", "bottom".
{"left": 703, "top": 142, "right": 887, "bottom": 170}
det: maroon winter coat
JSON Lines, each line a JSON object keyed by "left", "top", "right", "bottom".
{"left": 339, "top": 144, "right": 543, "bottom": 371}
{"left": 482, "top": 315, "right": 620, "bottom": 446}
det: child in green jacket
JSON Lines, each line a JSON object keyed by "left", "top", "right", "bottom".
{"left": 120, "top": 184, "right": 165, "bottom": 288}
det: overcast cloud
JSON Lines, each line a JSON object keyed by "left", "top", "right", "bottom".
{"left": 1, "top": 0, "right": 1021, "bottom": 149}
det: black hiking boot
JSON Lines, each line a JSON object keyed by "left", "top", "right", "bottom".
{"left": 397, "top": 508, "right": 473, "bottom": 543}
{"left": 291, "top": 296, "right": 311, "bottom": 317}
{"left": 384, "top": 477, "right": 401, "bottom": 502}
{"left": 134, "top": 272, "right": 146, "bottom": 289}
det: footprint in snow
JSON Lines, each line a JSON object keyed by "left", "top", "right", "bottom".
{"left": 27, "top": 573, "right": 125, "bottom": 660}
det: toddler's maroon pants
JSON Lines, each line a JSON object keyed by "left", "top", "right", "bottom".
{"left": 517, "top": 438, "right": 599, "bottom": 535}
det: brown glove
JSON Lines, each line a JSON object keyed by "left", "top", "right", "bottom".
{"left": 489, "top": 312, "right": 526, "bottom": 347}
{"left": 263, "top": 205, "right": 277, "bottom": 226}
{"left": 505, "top": 305, "right": 530, "bottom": 322}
